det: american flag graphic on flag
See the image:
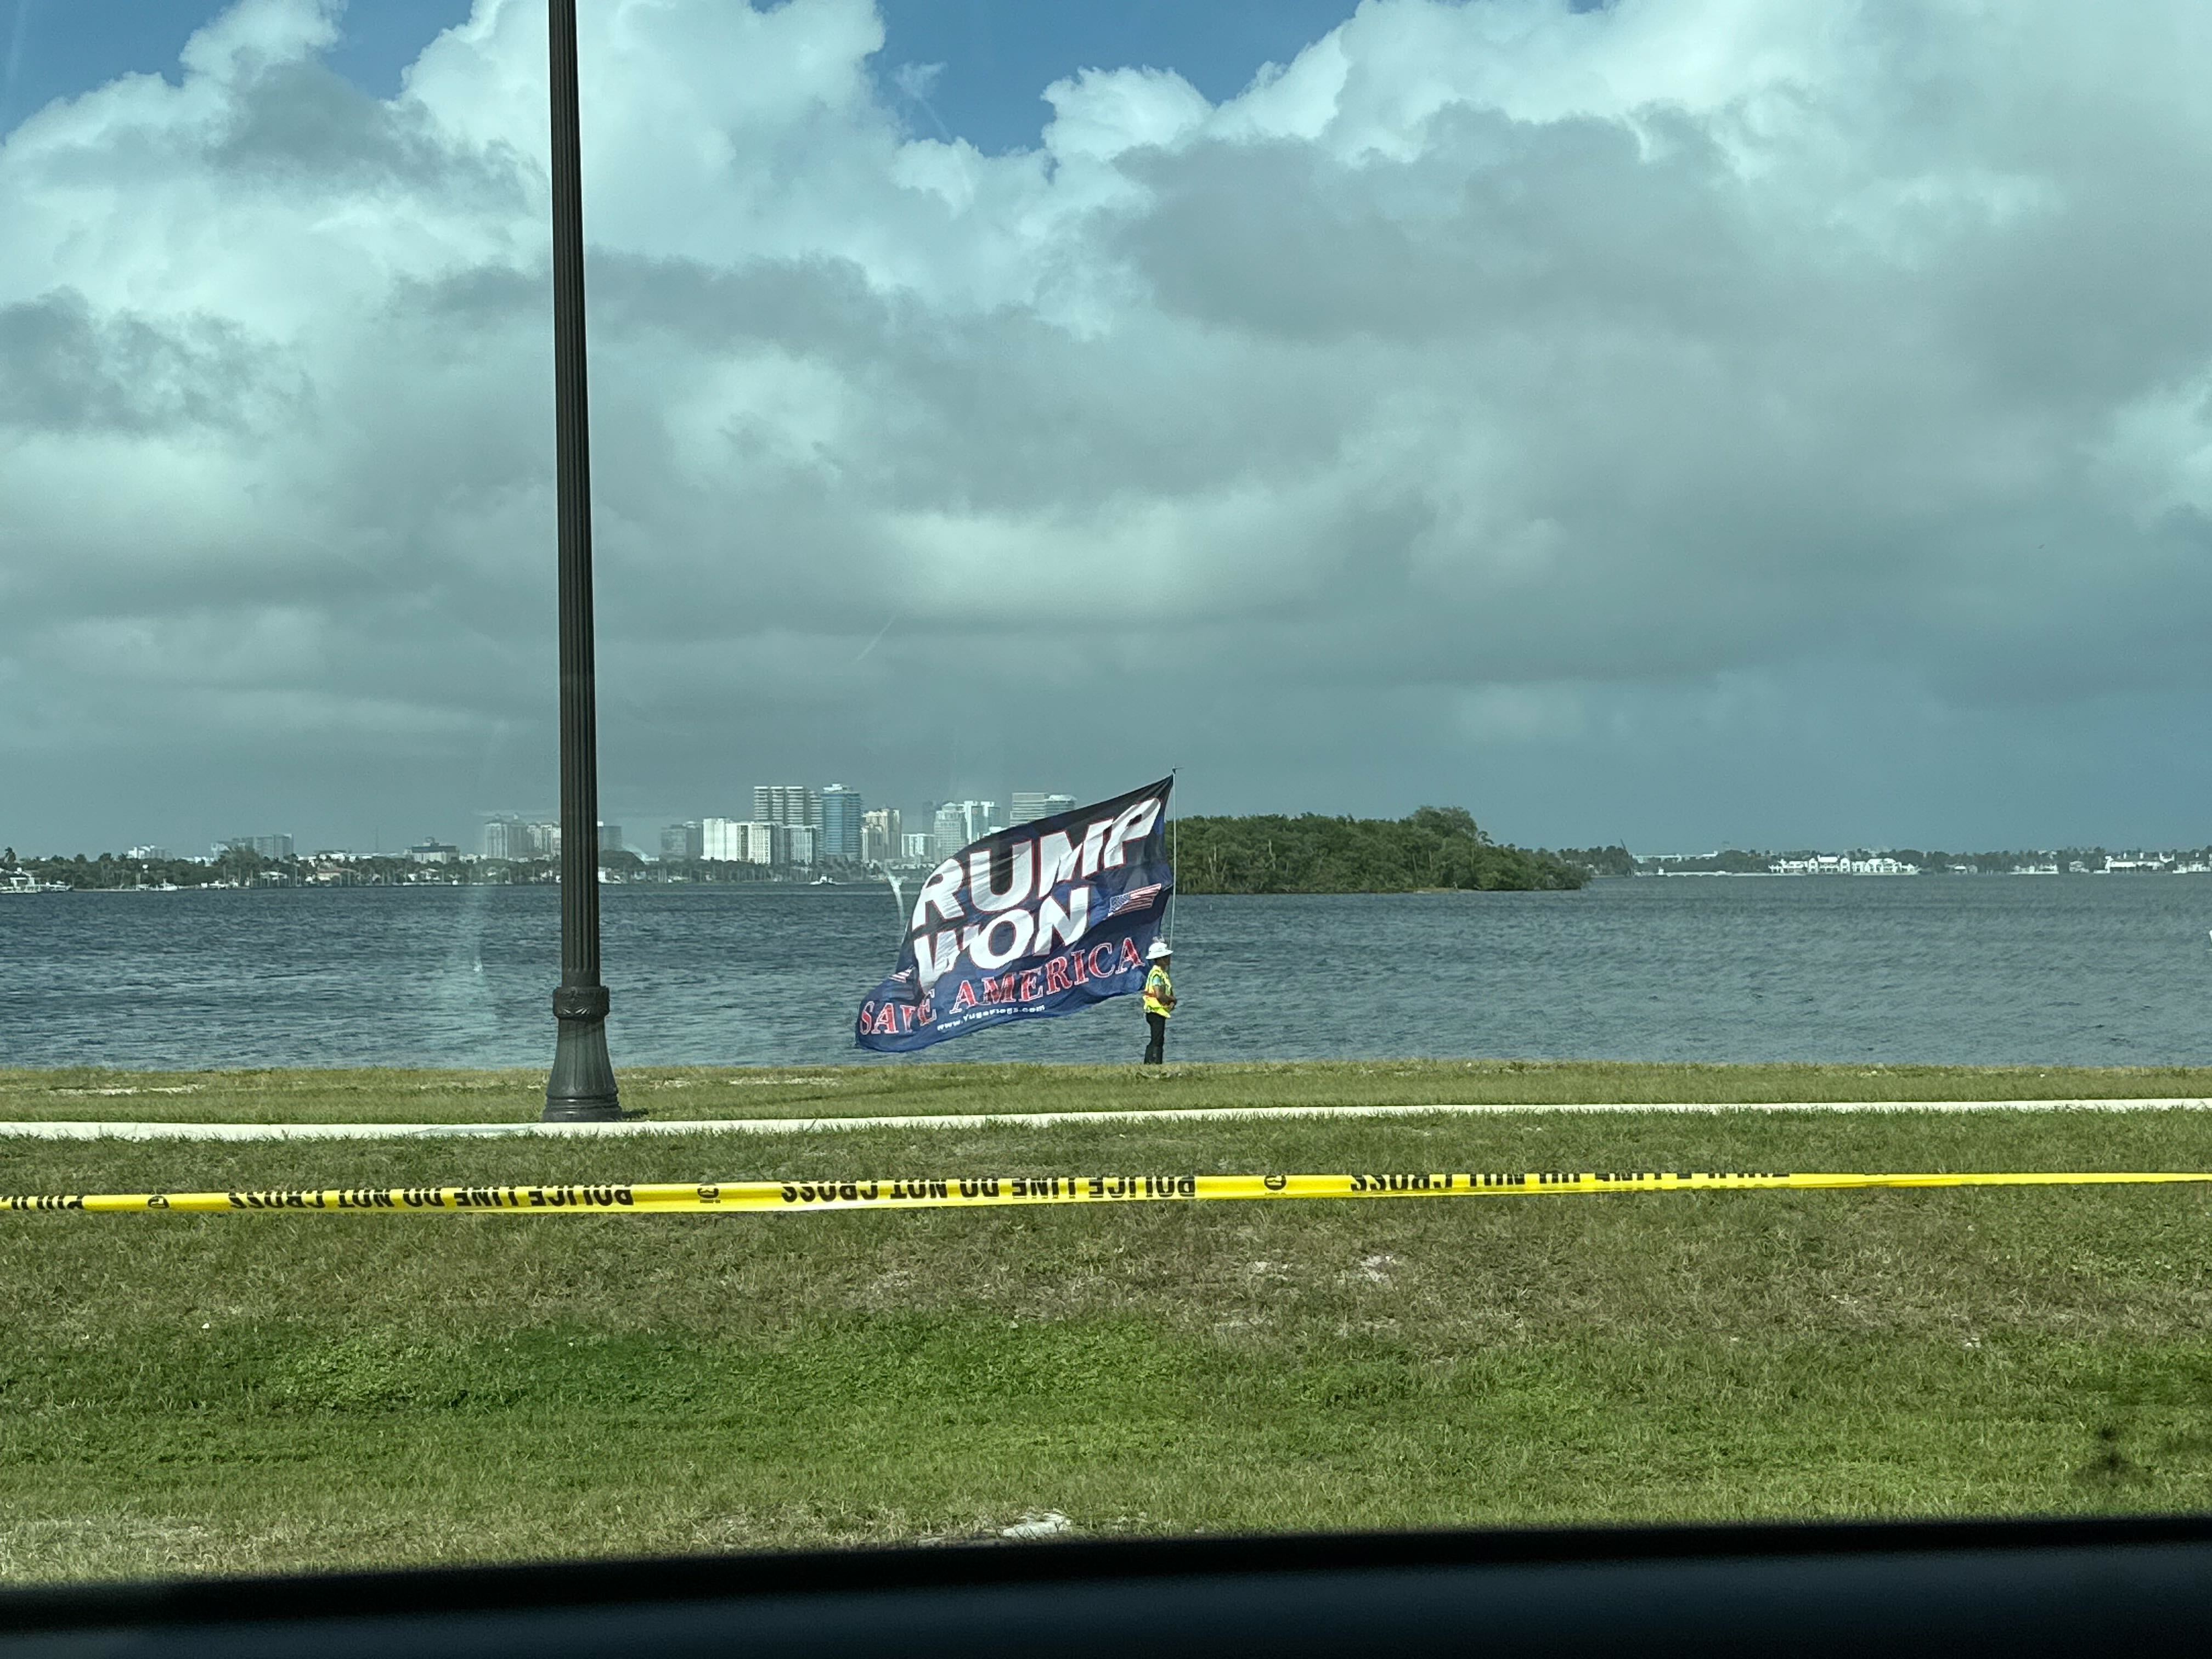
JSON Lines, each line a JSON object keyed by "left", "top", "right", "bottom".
{"left": 1107, "top": 883, "right": 1164, "bottom": 917}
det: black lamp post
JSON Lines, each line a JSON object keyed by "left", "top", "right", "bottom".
{"left": 542, "top": 0, "right": 619, "bottom": 1121}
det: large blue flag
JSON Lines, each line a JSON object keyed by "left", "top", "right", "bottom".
{"left": 856, "top": 777, "right": 1175, "bottom": 1053}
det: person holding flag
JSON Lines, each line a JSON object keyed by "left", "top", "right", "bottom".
{"left": 1142, "top": 939, "right": 1175, "bottom": 1064}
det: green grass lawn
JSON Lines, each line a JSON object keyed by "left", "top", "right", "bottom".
{"left": 7, "top": 1071, "right": 2212, "bottom": 1583}
{"left": 5, "top": 1057, "right": 2212, "bottom": 1124}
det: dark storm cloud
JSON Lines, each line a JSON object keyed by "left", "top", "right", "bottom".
{"left": 208, "top": 58, "right": 521, "bottom": 200}
{"left": 1120, "top": 111, "right": 1756, "bottom": 345}
{"left": 0, "top": 289, "right": 290, "bottom": 434}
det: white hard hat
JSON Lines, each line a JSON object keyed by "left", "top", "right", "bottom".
{"left": 1146, "top": 939, "right": 1172, "bottom": 960}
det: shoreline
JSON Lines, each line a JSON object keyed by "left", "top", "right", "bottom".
{"left": 12, "top": 1058, "right": 2212, "bottom": 1127}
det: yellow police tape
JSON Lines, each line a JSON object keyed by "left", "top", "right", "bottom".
{"left": 4, "top": 1168, "right": 2212, "bottom": 1215}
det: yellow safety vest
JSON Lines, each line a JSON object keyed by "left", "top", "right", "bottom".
{"left": 1143, "top": 964, "right": 1174, "bottom": 1017}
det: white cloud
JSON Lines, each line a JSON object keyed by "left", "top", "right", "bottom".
{"left": 4, "top": 0, "right": 2212, "bottom": 850}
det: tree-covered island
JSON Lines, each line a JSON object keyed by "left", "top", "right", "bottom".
{"left": 1172, "top": 807, "right": 1593, "bottom": 894}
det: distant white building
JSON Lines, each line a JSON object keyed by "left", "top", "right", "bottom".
{"left": 407, "top": 840, "right": 459, "bottom": 864}
{"left": 931, "top": 802, "right": 967, "bottom": 855}
{"left": 482, "top": 817, "right": 530, "bottom": 859}
{"left": 703, "top": 818, "right": 777, "bottom": 865}
{"left": 486, "top": 821, "right": 562, "bottom": 857}
{"left": 1009, "top": 792, "right": 1076, "bottom": 827}
{"left": 860, "top": 808, "right": 901, "bottom": 865}
{"left": 1770, "top": 854, "right": 1919, "bottom": 875}
{"left": 226, "top": 834, "right": 294, "bottom": 859}
{"left": 900, "top": 831, "right": 934, "bottom": 863}
{"left": 753, "top": 785, "right": 822, "bottom": 828}
{"left": 929, "top": 800, "right": 997, "bottom": 852}
{"left": 486, "top": 821, "right": 561, "bottom": 857}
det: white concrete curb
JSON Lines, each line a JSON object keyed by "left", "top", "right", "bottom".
{"left": 3, "top": 1098, "right": 2210, "bottom": 1140}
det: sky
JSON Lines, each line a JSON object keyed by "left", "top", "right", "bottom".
{"left": 4, "top": 0, "right": 2211, "bottom": 857}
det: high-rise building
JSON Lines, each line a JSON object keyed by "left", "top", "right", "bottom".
{"left": 900, "top": 831, "right": 933, "bottom": 863}
{"left": 527, "top": 822, "right": 561, "bottom": 857}
{"left": 932, "top": 802, "right": 968, "bottom": 857}
{"left": 928, "top": 800, "right": 997, "bottom": 854}
{"left": 483, "top": 817, "right": 529, "bottom": 859}
{"left": 702, "top": 818, "right": 775, "bottom": 864}
{"left": 820, "top": 785, "right": 863, "bottom": 861}
{"left": 780, "top": 823, "right": 818, "bottom": 867}
{"left": 1009, "top": 792, "right": 1076, "bottom": 826}
{"left": 753, "top": 785, "right": 822, "bottom": 828}
{"left": 860, "top": 807, "right": 900, "bottom": 865}
{"left": 227, "top": 834, "right": 295, "bottom": 860}
{"left": 661, "top": 822, "right": 703, "bottom": 860}
{"left": 597, "top": 823, "right": 624, "bottom": 854}
{"left": 405, "top": 839, "right": 459, "bottom": 864}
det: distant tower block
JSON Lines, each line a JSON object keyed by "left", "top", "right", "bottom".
{"left": 1009, "top": 793, "right": 1076, "bottom": 827}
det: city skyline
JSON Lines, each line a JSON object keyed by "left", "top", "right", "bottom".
{"left": 26, "top": 793, "right": 2212, "bottom": 879}
{"left": 26, "top": 774, "right": 1127, "bottom": 870}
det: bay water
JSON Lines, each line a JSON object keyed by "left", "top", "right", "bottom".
{"left": 4, "top": 876, "right": 2210, "bottom": 1073}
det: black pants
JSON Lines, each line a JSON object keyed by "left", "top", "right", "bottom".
{"left": 1144, "top": 1012, "right": 1167, "bottom": 1065}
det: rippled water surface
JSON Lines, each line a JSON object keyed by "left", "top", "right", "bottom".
{"left": 5, "top": 877, "right": 2211, "bottom": 1070}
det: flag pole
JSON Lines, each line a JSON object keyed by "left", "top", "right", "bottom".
{"left": 1167, "top": 767, "right": 1180, "bottom": 949}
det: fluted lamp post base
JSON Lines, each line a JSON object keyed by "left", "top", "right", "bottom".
{"left": 545, "top": 984, "right": 620, "bottom": 1120}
